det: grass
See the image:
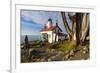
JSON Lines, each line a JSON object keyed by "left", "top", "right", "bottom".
{"left": 29, "top": 40, "right": 42, "bottom": 48}
{"left": 47, "top": 40, "right": 76, "bottom": 53}
{"left": 58, "top": 41, "right": 76, "bottom": 52}
{"left": 48, "top": 40, "right": 89, "bottom": 53}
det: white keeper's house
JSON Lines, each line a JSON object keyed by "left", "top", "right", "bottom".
{"left": 40, "top": 18, "right": 67, "bottom": 43}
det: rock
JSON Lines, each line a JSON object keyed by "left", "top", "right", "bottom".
{"left": 82, "top": 50, "right": 86, "bottom": 54}
{"left": 50, "top": 56, "right": 56, "bottom": 59}
{"left": 65, "top": 50, "right": 69, "bottom": 54}
{"left": 69, "top": 50, "right": 74, "bottom": 56}
{"left": 46, "top": 49, "right": 50, "bottom": 53}
{"left": 58, "top": 51, "right": 64, "bottom": 55}
{"left": 51, "top": 49, "right": 56, "bottom": 53}
{"left": 65, "top": 54, "right": 69, "bottom": 60}
{"left": 83, "top": 47, "right": 87, "bottom": 50}
{"left": 28, "top": 48, "right": 34, "bottom": 55}
{"left": 86, "top": 36, "right": 89, "bottom": 40}
{"left": 49, "top": 52, "right": 64, "bottom": 61}
{"left": 40, "top": 58, "right": 45, "bottom": 61}
{"left": 47, "top": 58, "right": 51, "bottom": 61}
{"left": 36, "top": 59, "right": 41, "bottom": 62}
{"left": 82, "top": 46, "right": 89, "bottom": 53}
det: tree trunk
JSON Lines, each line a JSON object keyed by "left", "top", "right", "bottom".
{"left": 75, "top": 13, "right": 82, "bottom": 45}
{"left": 80, "top": 13, "right": 89, "bottom": 43}
{"left": 61, "top": 12, "right": 89, "bottom": 46}
{"left": 61, "top": 12, "right": 72, "bottom": 40}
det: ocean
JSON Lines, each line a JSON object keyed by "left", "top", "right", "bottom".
{"left": 21, "top": 35, "right": 41, "bottom": 44}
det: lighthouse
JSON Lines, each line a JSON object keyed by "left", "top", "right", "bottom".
{"left": 40, "top": 18, "right": 67, "bottom": 43}
{"left": 47, "top": 18, "right": 53, "bottom": 28}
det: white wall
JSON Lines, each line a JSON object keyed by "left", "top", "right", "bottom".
{"left": 40, "top": 31, "right": 53, "bottom": 43}
{"left": 0, "top": 0, "right": 100, "bottom": 73}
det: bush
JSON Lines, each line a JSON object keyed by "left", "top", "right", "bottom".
{"left": 58, "top": 41, "right": 76, "bottom": 52}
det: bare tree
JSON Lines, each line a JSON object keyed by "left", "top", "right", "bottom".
{"left": 61, "top": 12, "right": 89, "bottom": 45}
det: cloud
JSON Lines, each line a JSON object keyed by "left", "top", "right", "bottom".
{"left": 20, "top": 10, "right": 72, "bottom": 35}
{"left": 21, "top": 15, "right": 42, "bottom": 27}
{"left": 21, "top": 15, "right": 38, "bottom": 25}
{"left": 21, "top": 15, "right": 43, "bottom": 35}
{"left": 21, "top": 10, "right": 47, "bottom": 25}
{"left": 21, "top": 10, "right": 60, "bottom": 25}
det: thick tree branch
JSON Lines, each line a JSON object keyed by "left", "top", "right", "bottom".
{"left": 61, "top": 12, "right": 72, "bottom": 35}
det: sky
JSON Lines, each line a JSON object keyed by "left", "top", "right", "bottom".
{"left": 20, "top": 10, "right": 72, "bottom": 36}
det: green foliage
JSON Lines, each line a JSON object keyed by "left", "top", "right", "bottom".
{"left": 33, "top": 44, "right": 41, "bottom": 48}
{"left": 47, "top": 41, "right": 76, "bottom": 52}
{"left": 30, "top": 40, "right": 42, "bottom": 48}
{"left": 48, "top": 43, "right": 60, "bottom": 49}
{"left": 58, "top": 41, "right": 76, "bottom": 52}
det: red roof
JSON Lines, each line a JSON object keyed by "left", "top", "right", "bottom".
{"left": 41, "top": 25, "right": 56, "bottom": 31}
{"left": 41, "top": 24, "right": 62, "bottom": 32}
{"left": 40, "top": 25, "right": 67, "bottom": 36}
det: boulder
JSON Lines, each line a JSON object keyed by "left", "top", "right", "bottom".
{"left": 69, "top": 50, "right": 74, "bottom": 56}
{"left": 65, "top": 54, "right": 69, "bottom": 60}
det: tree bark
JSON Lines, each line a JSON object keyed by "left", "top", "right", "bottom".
{"left": 61, "top": 12, "right": 89, "bottom": 45}
{"left": 61, "top": 12, "right": 72, "bottom": 40}
{"left": 80, "top": 13, "right": 89, "bottom": 42}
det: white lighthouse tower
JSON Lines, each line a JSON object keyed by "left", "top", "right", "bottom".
{"left": 47, "top": 18, "right": 53, "bottom": 28}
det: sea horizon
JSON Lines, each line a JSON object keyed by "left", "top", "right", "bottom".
{"left": 21, "top": 35, "right": 41, "bottom": 44}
